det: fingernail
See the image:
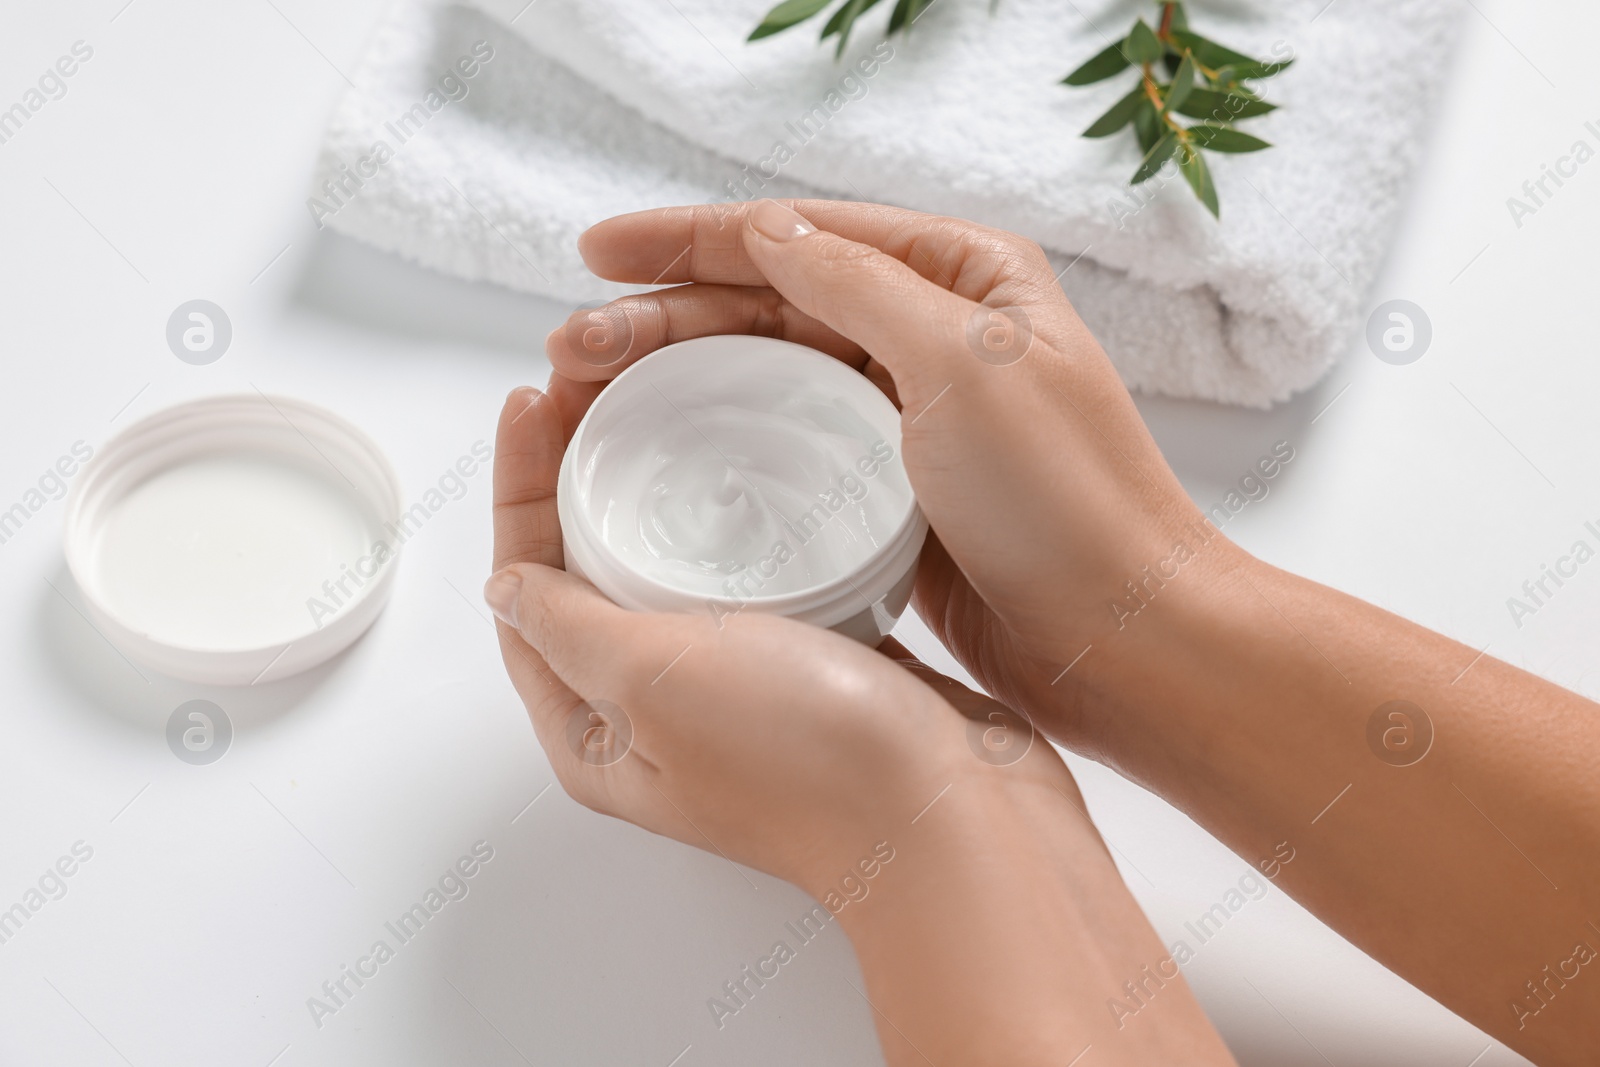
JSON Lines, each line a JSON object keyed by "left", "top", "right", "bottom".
{"left": 484, "top": 570, "right": 523, "bottom": 629}
{"left": 748, "top": 200, "right": 816, "bottom": 242}
{"left": 505, "top": 386, "right": 542, "bottom": 427}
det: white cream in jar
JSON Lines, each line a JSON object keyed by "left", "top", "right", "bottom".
{"left": 557, "top": 336, "right": 926, "bottom": 643}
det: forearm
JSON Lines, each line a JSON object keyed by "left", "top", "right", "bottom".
{"left": 1076, "top": 550, "right": 1600, "bottom": 1063}
{"left": 832, "top": 765, "right": 1235, "bottom": 1067}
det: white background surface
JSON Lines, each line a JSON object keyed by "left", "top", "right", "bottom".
{"left": 1, "top": 1, "right": 1594, "bottom": 1064}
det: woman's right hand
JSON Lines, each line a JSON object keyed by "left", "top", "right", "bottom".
{"left": 551, "top": 199, "right": 1245, "bottom": 750}
{"left": 548, "top": 199, "right": 1600, "bottom": 1064}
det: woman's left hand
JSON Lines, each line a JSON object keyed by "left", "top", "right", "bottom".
{"left": 485, "top": 376, "right": 1049, "bottom": 894}
{"left": 484, "top": 375, "right": 1235, "bottom": 1066}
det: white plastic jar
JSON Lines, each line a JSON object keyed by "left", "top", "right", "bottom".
{"left": 557, "top": 335, "right": 927, "bottom": 643}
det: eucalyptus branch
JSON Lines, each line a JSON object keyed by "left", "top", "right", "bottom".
{"left": 1063, "top": 1, "right": 1290, "bottom": 217}
{"left": 748, "top": 0, "right": 934, "bottom": 58}
{"left": 745, "top": 0, "right": 1292, "bottom": 218}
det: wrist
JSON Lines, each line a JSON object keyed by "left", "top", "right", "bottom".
{"left": 833, "top": 761, "right": 1234, "bottom": 1066}
{"left": 833, "top": 761, "right": 1095, "bottom": 936}
{"left": 834, "top": 767, "right": 1101, "bottom": 1064}
{"left": 1024, "top": 526, "right": 1262, "bottom": 757}
{"left": 1090, "top": 537, "right": 1262, "bottom": 738}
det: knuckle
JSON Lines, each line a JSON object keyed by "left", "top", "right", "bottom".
{"left": 1019, "top": 238, "right": 1052, "bottom": 271}
{"left": 970, "top": 230, "right": 1033, "bottom": 268}
{"left": 620, "top": 292, "right": 668, "bottom": 344}
{"left": 522, "top": 592, "right": 564, "bottom": 658}
{"left": 811, "top": 239, "right": 914, "bottom": 323}
{"left": 819, "top": 236, "right": 888, "bottom": 275}
{"left": 690, "top": 202, "right": 728, "bottom": 242}
{"left": 736, "top": 286, "right": 789, "bottom": 339}
{"left": 962, "top": 232, "right": 1055, "bottom": 301}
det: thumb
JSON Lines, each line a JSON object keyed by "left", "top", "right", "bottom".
{"left": 484, "top": 563, "right": 644, "bottom": 699}
{"left": 741, "top": 199, "right": 977, "bottom": 409}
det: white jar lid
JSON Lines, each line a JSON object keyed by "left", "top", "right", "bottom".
{"left": 63, "top": 394, "right": 403, "bottom": 685}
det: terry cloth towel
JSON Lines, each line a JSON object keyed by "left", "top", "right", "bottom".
{"left": 312, "top": 0, "right": 1462, "bottom": 407}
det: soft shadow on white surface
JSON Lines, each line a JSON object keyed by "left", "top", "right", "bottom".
{"left": 1137, "top": 381, "right": 1326, "bottom": 492}
{"left": 291, "top": 230, "right": 569, "bottom": 354}
{"left": 437, "top": 812, "right": 885, "bottom": 1066}
{"left": 36, "top": 564, "right": 360, "bottom": 734}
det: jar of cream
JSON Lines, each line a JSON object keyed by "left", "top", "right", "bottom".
{"left": 556, "top": 335, "right": 927, "bottom": 643}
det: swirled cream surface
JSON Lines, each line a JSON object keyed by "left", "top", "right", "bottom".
{"left": 572, "top": 362, "right": 912, "bottom": 599}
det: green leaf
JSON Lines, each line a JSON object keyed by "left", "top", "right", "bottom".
{"left": 820, "top": 0, "right": 880, "bottom": 54}
{"left": 1168, "top": 28, "right": 1255, "bottom": 69}
{"left": 1187, "top": 122, "right": 1271, "bottom": 152}
{"left": 820, "top": 0, "right": 868, "bottom": 37}
{"left": 1226, "top": 58, "right": 1294, "bottom": 81}
{"left": 1178, "top": 144, "right": 1218, "bottom": 217}
{"left": 1062, "top": 40, "right": 1132, "bottom": 85}
{"left": 886, "top": 0, "right": 911, "bottom": 33}
{"left": 1059, "top": 5, "right": 1283, "bottom": 216}
{"left": 1132, "top": 130, "right": 1178, "bottom": 183}
{"left": 1125, "top": 19, "right": 1162, "bottom": 64}
{"left": 748, "top": 0, "right": 835, "bottom": 40}
{"left": 1174, "top": 87, "right": 1276, "bottom": 120}
{"left": 1082, "top": 85, "right": 1145, "bottom": 138}
{"left": 888, "top": 0, "right": 932, "bottom": 35}
{"left": 1163, "top": 51, "right": 1196, "bottom": 112}
{"left": 1132, "top": 98, "right": 1160, "bottom": 152}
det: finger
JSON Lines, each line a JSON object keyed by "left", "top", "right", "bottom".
{"left": 546, "top": 283, "right": 868, "bottom": 382}
{"left": 578, "top": 199, "right": 1049, "bottom": 300}
{"left": 483, "top": 562, "right": 677, "bottom": 704}
{"left": 492, "top": 385, "right": 565, "bottom": 572}
{"left": 487, "top": 386, "right": 583, "bottom": 749}
{"left": 487, "top": 374, "right": 603, "bottom": 600}
{"left": 545, "top": 371, "right": 605, "bottom": 446}
{"left": 482, "top": 559, "right": 630, "bottom": 800}
{"left": 737, "top": 201, "right": 980, "bottom": 407}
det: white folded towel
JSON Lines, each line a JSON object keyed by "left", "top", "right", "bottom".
{"left": 313, "top": 0, "right": 1461, "bottom": 406}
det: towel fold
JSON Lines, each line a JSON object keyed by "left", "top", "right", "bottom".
{"left": 313, "top": 0, "right": 1462, "bottom": 406}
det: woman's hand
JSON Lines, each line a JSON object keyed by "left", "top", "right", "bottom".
{"left": 485, "top": 377, "right": 1236, "bottom": 1066}
{"left": 550, "top": 199, "right": 1245, "bottom": 751}
{"left": 553, "top": 201, "right": 1600, "bottom": 1064}
{"left": 484, "top": 379, "right": 954, "bottom": 892}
